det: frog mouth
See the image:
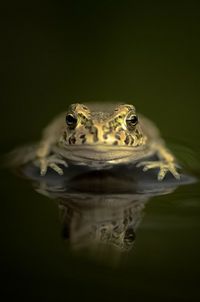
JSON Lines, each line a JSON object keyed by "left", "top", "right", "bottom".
{"left": 56, "top": 144, "right": 149, "bottom": 164}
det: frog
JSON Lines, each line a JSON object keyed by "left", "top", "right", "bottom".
{"left": 33, "top": 102, "right": 180, "bottom": 181}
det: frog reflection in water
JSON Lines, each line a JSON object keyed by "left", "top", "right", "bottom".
{"left": 24, "top": 156, "right": 192, "bottom": 254}
{"left": 32, "top": 103, "right": 180, "bottom": 181}
{"left": 33, "top": 173, "right": 179, "bottom": 253}
{"left": 58, "top": 193, "right": 146, "bottom": 251}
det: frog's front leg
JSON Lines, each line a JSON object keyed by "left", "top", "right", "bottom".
{"left": 34, "top": 113, "right": 68, "bottom": 176}
{"left": 36, "top": 142, "right": 68, "bottom": 176}
{"left": 136, "top": 143, "right": 180, "bottom": 181}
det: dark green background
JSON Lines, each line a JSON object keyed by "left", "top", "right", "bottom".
{"left": 1, "top": 1, "right": 200, "bottom": 301}
{"left": 2, "top": 1, "right": 200, "bottom": 145}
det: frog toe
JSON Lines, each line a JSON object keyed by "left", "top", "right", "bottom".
{"left": 137, "top": 160, "right": 181, "bottom": 181}
{"left": 36, "top": 155, "right": 68, "bottom": 176}
{"left": 49, "top": 163, "right": 64, "bottom": 175}
{"left": 157, "top": 167, "right": 168, "bottom": 181}
{"left": 168, "top": 164, "right": 181, "bottom": 180}
{"left": 136, "top": 161, "right": 159, "bottom": 171}
{"left": 39, "top": 158, "right": 48, "bottom": 176}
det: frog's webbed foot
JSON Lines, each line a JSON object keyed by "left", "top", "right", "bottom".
{"left": 136, "top": 160, "right": 180, "bottom": 181}
{"left": 35, "top": 155, "right": 68, "bottom": 176}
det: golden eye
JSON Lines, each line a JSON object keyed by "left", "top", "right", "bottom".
{"left": 126, "top": 114, "right": 138, "bottom": 128}
{"left": 66, "top": 114, "right": 77, "bottom": 128}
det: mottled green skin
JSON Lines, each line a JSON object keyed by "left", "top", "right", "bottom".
{"left": 59, "top": 103, "right": 147, "bottom": 148}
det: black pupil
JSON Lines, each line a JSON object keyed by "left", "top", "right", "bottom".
{"left": 127, "top": 115, "right": 138, "bottom": 125}
{"left": 66, "top": 114, "right": 77, "bottom": 126}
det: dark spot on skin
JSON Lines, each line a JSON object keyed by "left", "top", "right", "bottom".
{"left": 130, "top": 136, "right": 134, "bottom": 145}
{"left": 106, "top": 122, "right": 116, "bottom": 133}
{"left": 114, "top": 118, "right": 121, "bottom": 126}
{"left": 103, "top": 133, "right": 108, "bottom": 139}
{"left": 93, "top": 136, "right": 98, "bottom": 143}
{"left": 113, "top": 141, "right": 118, "bottom": 145}
{"left": 69, "top": 136, "right": 76, "bottom": 144}
{"left": 124, "top": 135, "right": 130, "bottom": 145}
{"left": 80, "top": 117, "right": 87, "bottom": 125}
{"left": 90, "top": 127, "right": 96, "bottom": 134}
{"left": 79, "top": 113, "right": 87, "bottom": 124}
{"left": 115, "top": 133, "right": 121, "bottom": 140}
{"left": 91, "top": 126, "right": 98, "bottom": 142}
{"left": 80, "top": 134, "right": 86, "bottom": 143}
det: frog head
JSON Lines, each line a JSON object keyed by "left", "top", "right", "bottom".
{"left": 60, "top": 103, "right": 147, "bottom": 147}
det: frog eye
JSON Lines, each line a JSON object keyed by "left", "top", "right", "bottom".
{"left": 126, "top": 114, "right": 138, "bottom": 128}
{"left": 66, "top": 114, "right": 77, "bottom": 128}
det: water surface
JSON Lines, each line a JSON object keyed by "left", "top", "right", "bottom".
{"left": 1, "top": 146, "right": 199, "bottom": 301}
